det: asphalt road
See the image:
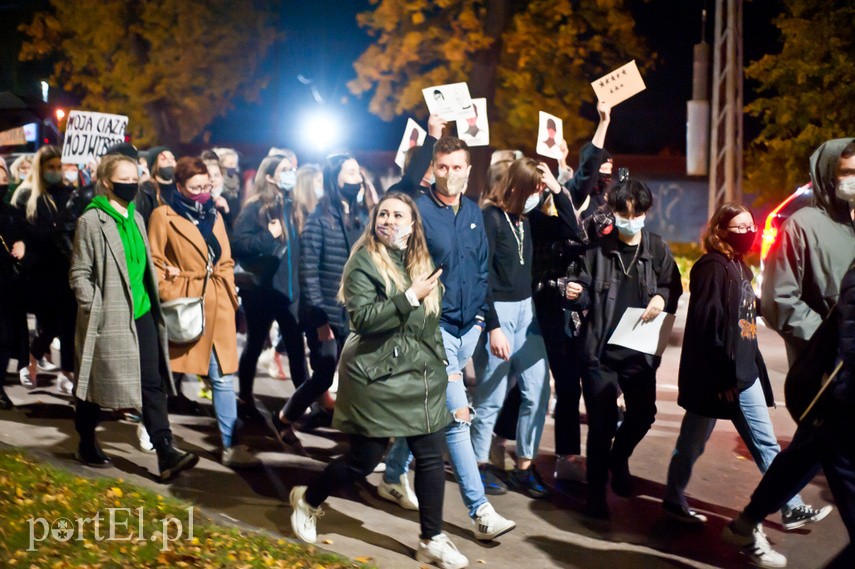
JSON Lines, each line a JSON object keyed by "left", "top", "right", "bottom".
{"left": 1, "top": 296, "right": 849, "bottom": 568}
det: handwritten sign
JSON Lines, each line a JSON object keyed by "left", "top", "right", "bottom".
{"left": 422, "top": 82, "right": 475, "bottom": 121}
{"left": 61, "top": 110, "right": 128, "bottom": 164}
{"left": 591, "top": 60, "right": 646, "bottom": 107}
{"left": 395, "top": 118, "right": 428, "bottom": 169}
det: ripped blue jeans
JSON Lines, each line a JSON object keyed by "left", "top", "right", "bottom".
{"left": 384, "top": 324, "right": 487, "bottom": 518}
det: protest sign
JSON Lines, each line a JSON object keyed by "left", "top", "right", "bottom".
{"left": 422, "top": 82, "right": 475, "bottom": 121}
{"left": 395, "top": 118, "right": 428, "bottom": 169}
{"left": 456, "top": 98, "right": 489, "bottom": 147}
{"left": 591, "top": 60, "right": 646, "bottom": 107}
{"left": 61, "top": 110, "right": 128, "bottom": 164}
{"left": 0, "top": 126, "right": 27, "bottom": 147}
{"left": 536, "top": 111, "right": 563, "bottom": 160}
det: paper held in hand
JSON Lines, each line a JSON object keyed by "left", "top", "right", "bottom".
{"left": 455, "top": 98, "right": 489, "bottom": 147}
{"left": 395, "top": 118, "right": 428, "bottom": 169}
{"left": 422, "top": 82, "right": 476, "bottom": 121}
{"left": 591, "top": 60, "right": 646, "bottom": 107}
{"left": 536, "top": 111, "right": 563, "bottom": 160}
{"left": 606, "top": 307, "right": 676, "bottom": 357}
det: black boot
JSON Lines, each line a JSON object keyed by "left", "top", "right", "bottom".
{"left": 75, "top": 439, "right": 112, "bottom": 467}
{"left": 296, "top": 403, "right": 333, "bottom": 432}
{"left": 0, "top": 385, "right": 13, "bottom": 410}
{"left": 156, "top": 443, "right": 199, "bottom": 481}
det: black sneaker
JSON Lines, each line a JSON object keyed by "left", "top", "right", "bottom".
{"left": 781, "top": 504, "right": 833, "bottom": 531}
{"left": 507, "top": 466, "right": 550, "bottom": 499}
{"left": 662, "top": 500, "right": 708, "bottom": 525}
{"left": 479, "top": 464, "right": 508, "bottom": 495}
{"left": 157, "top": 445, "right": 199, "bottom": 481}
{"left": 0, "top": 386, "right": 13, "bottom": 410}
{"left": 237, "top": 399, "right": 268, "bottom": 424}
{"left": 610, "top": 459, "right": 633, "bottom": 497}
{"left": 75, "top": 441, "right": 112, "bottom": 467}
{"left": 296, "top": 408, "right": 333, "bottom": 432}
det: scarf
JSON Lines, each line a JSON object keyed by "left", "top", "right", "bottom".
{"left": 168, "top": 189, "right": 222, "bottom": 264}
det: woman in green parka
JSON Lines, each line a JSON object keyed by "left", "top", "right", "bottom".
{"left": 289, "top": 192, "right": 470, "bottom": 569}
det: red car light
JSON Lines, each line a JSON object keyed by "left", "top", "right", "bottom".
{"left": 760, "top": 190, "right": 802, "bottom": 262}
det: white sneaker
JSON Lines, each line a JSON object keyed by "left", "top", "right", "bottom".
{"left": 378, "top": 473, "right": 419, "bottom": 511}
{"left": 290, "top": 486, "right": 323, "bottom": 544}
{"left": 222, "top": 444, "right": 261, "bottom": 468}
{"left": 19, "top": 368, "right": 35, "bottom": 390}
{"left": 137, "top": 423, "right": 155, "bottom": 453}
{"left": 373, "top": 461, "right": 387, "bottom": 473}
{"left": 722, "top": 522, "right": 787, "bottom": 568}
{"left": 473, "top": 502, "right": 516, "bottom": 541}
{"left": 554, "top": 454, "right": 586, "bottom": 482}
{"left": 56, "top": 373, "right": 74, "bottom": 395}
{"left": 37, "top": 357, "right": 59, "bottom": 372}
{"left": 415, "top": 533, "right": 469, "bottom": 569}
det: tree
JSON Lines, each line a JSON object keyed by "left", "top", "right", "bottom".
{"left": 348, "top": 0, "right": 651, "bottom": 153}
{"left": 19, "top": 0, "right": 280, "bottom": 146}
{"left": 744, "top": 0, "right": 854, "bottom": 202}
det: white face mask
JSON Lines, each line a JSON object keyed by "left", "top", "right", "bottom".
{"left": 64, "top": 170, "right": 78, "bottom": 183}
{"left": 378, "top": 222, "right": 413, "bottom": 250}
{"left": 313, "top": 183, "right": 324, "bottom": 200}
{"left": 211, "top": 184, "right": 224, "bottom": 199}
{"left": 614, "top": 213, "right": 646, "bottom": 236}
{"left": 836, "top": 177, "right": 855, "bottom": 203}
{"left": 523, "top": 193, "right": 541, "bottom": 214}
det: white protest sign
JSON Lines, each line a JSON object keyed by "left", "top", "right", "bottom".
{"left": 422, "top": 82, "right": 475, "bottom": 121}
{"left": 535, "top": 111, "right": 563, "bottom": 160}
{"left": 395, "top": 118, "right": 428, "bottom": 170}
{"left": 456, "top": 98, "right": 489, "bottom": 147}
{"left": 61, "top": 110, "right": 129, "bottom": 164}
{"left": 591, "top": 60, "right": 646, "bottom": 107}
{"left": 0, "top": 126, "right": 27, "bottom": 147}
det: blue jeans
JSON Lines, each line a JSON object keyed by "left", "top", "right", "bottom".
{"left": 665, "top": 378, "right": 803, "bottom": 513}
{"left": 471, "top": 299, "right": 550, "bottom": 464}
{"left": 207, "top": 349, "right": 239, "bottom": 449}
{"left": 385, "top": 324, "right": 488, "bottom": 518}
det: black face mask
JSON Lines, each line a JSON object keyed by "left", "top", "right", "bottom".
{"left": 0, "top": 184, "right": 8, "bottom": 202}
{"left": 340, "top": 181, "right": 362, "bottom": 202}
{"left": 112, "top": 181, "right": 139, "bottom": 203}
{"left": 724, "top": 230, "right": 756, "bottom": 256}
{"left": 158, "top": 166, "right": 175, "bottom": 181}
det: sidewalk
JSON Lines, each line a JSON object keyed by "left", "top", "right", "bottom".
{"left": 1, "top": 313, "right": 848, "bottom": 568}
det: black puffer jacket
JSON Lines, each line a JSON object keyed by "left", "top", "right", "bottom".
{"left": 300, "top": 196, "right": 367, "bottom": 333}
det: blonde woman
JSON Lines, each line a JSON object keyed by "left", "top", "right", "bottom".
{"left": 289, "top": 192, "right": 468, "bottom": 569}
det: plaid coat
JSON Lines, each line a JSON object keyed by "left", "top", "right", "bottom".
{"left": 70, "top": 208, "right": 175, "bottom": 409}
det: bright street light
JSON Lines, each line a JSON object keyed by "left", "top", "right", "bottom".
{"left": 299, "top": 108, "right": 344, "bottom": 153}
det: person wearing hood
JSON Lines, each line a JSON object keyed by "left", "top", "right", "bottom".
{"left": 723, "top": 138, "right": 855, "bottom": 566}
{"left": 136, "top": 146, "right": 177, "bottom": 225}
{"left": 231, "top": 155, "right": 308, "bottom": 447}
{"left": 276, "top": 153, "right": 369, "bottom": 432}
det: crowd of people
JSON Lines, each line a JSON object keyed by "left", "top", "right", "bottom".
{"left": 0, "top": 113, "right": 853, "bottom": 568}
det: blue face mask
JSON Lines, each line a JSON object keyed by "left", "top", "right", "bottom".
{"left": 614, "top": 213, "right": 645, "bottom": 236}
{"left": 277, "top": 169, "right": 296, "bottom": 192}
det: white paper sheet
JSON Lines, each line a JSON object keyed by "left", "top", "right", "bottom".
{"left": 606, "top": 307, "right": 676, "bottom": 357}
{"left": 455, "top": 98, "right": 489, "bottom": 147}
{"left": 590, "top": 60, "right": 646, "bottom": 107}
{"left": 394, "top": 118, "right": 428, "bottom": 169}
{"left": 535, "top": 111, "right": 563, "bottom": 160}
{"left": 422, "top": 82, "right": 476, "bottom": 121}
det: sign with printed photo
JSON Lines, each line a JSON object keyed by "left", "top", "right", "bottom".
{"left": 535, "top": 111, "right": 563, "bottom": 160}
{"left": 394, "top": 118, "right": 428, "bottom": 169}
{"left": 422, "top": 82, "right": 476, "bottom": 121}
{"left": 455, "top": 98, "right": 489, "bottom": 147}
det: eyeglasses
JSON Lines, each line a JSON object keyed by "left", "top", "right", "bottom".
{"left": 727, "top": 224, "right": 757, "bottom": 233}
{"left": 186, "top": 184, "right": 214, "bottom": 193}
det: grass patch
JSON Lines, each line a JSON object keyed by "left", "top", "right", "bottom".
{"left": 0, "top": 449, "right": 374, "bottom": 568}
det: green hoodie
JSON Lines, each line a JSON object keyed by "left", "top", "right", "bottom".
{"left": 86, "top": 195, "right": 151, "bottom": 318}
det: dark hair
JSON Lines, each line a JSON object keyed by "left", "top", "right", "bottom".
{"left": 199, "top": 149, "right": 219, "bottom": 161}
{"left": 432, "top": 136, "right": 470, "bottom": 165}
{"left": 174, "top": 157, "right": 209, "bottom": 187}
{"left": 402, "top": 146, "right": 420, "bottom": 174}
{"left": 546, "top": 118, "right": 556, "bottom": 131}
{"left": 409, "top": 128, "right": 419, "bottom": 142}
{"left": 703, "top": 202, "right": 753, "bottom": 259}
{"left": 487, "top": 157, "right": 542, "bottom": 216}
{"left": 842, "top": 141, "right": 855, "bottom": 159}
{"left": 607, "top": 178, "right": 653, "bottom": 215}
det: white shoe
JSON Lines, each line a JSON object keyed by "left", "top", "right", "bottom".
{"left": 137, "top": 423, "right": 155, "bottom": 453}
{"left": 290, "top": 486, "right": 323, "bottom": 544}
{"left": 37, "top": 357, "right": 59, "bottom": 372}
{"left": 722, "top": 522, "right": 787, "bottom": 568}
{"left": 19, "top": 368, "right": 35, "bottom": 390}
{"left": 473, "top": 503, "right": 516, "bottom": 541}
{"left": 222, "top": 444, "right": 261, "bottom": 468}
{"left": 56, "top": 373, "right": 74, "bottom": 395}
{"left": 416, "top": 533, "right": 469, "bottom": 569}
{"left": 554, "top": 454, "right": 586, "bottom": 482}
{"left": 378, "top": 473, "right": 419, "bottom": 510}
{"left": 373, "top": 461, "right": 387, "bottom": 473}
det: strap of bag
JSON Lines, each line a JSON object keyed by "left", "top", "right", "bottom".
{"left": 199, "top": 247, "right": 214, "bottom": 300}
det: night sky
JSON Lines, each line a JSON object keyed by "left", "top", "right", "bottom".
{"left": 1, "top": 1, "right": 782, "bottom": 160}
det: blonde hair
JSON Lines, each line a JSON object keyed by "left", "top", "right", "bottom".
{"left": 293, "top": 164, "right": 321, "bottom": 233}
{"left": 94, "top": 155, "right": 137, "bottom": 197}
{"left": 24, "top": 145, "right": 62, "bottom": 222}
{"left": 340, "top": 192, "right": 441, "bottom": 316}
{"left": 9, "top": 154, "right": 33, "bottom": 182}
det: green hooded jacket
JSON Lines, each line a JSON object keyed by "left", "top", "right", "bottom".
{"left": 333, "top": 246, "right": 451, "bottom": 437}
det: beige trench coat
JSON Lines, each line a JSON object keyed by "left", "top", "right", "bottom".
{"left": 69, "top": 208, "right": 175, "bottom": 410}
{"left": 147, "top": 205, "right": 239, "bottom": 375}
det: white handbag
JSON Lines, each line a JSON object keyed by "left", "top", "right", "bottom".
{"left": 161, "top": 256, "right": 212, "bottom": 345}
